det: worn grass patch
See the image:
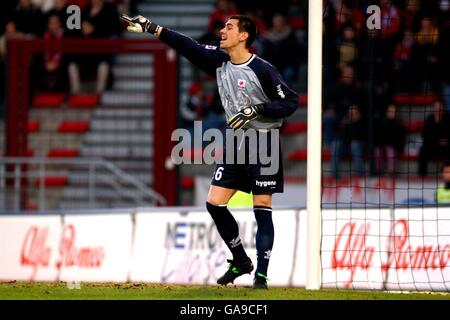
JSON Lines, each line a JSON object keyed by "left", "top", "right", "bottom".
{"left": 0, "top": 281, "right": 449, "bottom": 300}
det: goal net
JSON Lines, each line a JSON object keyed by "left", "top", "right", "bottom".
{"left": 310, "top": 0, "right": 450, "bottom": 291}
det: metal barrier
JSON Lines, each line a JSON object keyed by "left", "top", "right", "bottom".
{"left": 0, "top": 157, "right": 166, "bottom": 211}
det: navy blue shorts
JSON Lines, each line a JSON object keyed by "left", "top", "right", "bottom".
{"left": 210, "top": 129, "right": 284, "bottom": 195}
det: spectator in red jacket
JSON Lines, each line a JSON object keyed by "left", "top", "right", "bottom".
{"left": 40, "top": 14, "right": 67, "bottom": 92}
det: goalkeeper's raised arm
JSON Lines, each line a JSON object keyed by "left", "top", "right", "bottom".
{"left": 120, "top": 14, "right": 227, "bottom": 78}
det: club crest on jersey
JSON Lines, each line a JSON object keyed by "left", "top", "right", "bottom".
{"left": 237, "top": 79, "right": 246, "bottom": 89}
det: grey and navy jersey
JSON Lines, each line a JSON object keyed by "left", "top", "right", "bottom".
{"left": 159, "top": 28, "right": 299, "bottom": 129}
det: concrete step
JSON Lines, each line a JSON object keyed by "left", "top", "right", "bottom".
{"left": 29, "top": 134, "right": 84, "bottom": 150}
{"left": 90, "top": 119, "right": 153, "bottom": 131}
{"left": 113, "top": 80, "right": 154, "bottom": 91}
{"left": 111, "top": 160, "right": 153, "bottom": 172}
{"left": 80, "top": 145, "right": 153, "bottom": 159}
{"left": 112, "top": 65, "right": 154, "bottom": 79}
{"left": 67, "top": 171, "right": 153, "bottom": 186}
{"left": 115, "top": 54, "right": 153, "bottom": 65}
{"left": 93, "top": 108, "right": 153, "bottom": 118}
{"left": 58, "top": 199, "right": 148, "bottom": 210}
{"left": 62, "top": 186, "right": 155, "bottom": 202}
{"left": 84, "top": 132, "right": 153, "bottom": 145}
{"left": 101, "top": 91, "right": 153, "bottom": 106}
{"left": 135, "top": 15, "right": 209, "bottom": 29}
{"left": 138, "top": 3, "right": 214, "bottom": 15}
{"left": 124, "top": 28, "right": 204, "bottom": 39}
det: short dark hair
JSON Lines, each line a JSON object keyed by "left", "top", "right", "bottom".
{"left": 228, "top": 15, "right": 257, "bottom": 48}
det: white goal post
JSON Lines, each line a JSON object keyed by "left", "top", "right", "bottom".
{"left": 306, "top": 0, "right": 323, "bottom": 290}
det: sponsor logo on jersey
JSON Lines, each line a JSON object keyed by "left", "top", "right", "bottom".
{"left": 237, "top": 79, "right": 246, "bottom": 89}
{"left": 205, "top": 45, "right": 217, "bottom": 50}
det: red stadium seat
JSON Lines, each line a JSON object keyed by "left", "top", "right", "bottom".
{"left": 34, "top": 176, "right": 68, "bottom": 187}
{"left": 33, "top": 93, "right": 65, "bottom": 108}
{"left": 57, "top": 121, "right": 90, "bottom": 133}
{"left": 181, "top": 176, "right": 195, "bottom": 189}
{"left": 68, "top": 94, "right": 99, "bottom": 108}
{"left": 288, "top": 148, "right": 331, "bottom": 161}
{"left": 299, "top": 94, "right": 307, "bottom": 107}
{"left": 405, "top": 120, "right": 423, "bottom": 133}
{"left": 393, "top": 93, "right": 439, "bottom": 105}
{"left": 26, "top": 149, "right": 35, "bottom": 157}
{"left": 27, "top": 120, "right": 40, "bottom": 133}
{"left": 25, "top": 202, "right": 38, "bottom": 211}
{"left": 47, "top": 148, "right": 79, "bottom": 158}
{"left": 400, "top": 152, "right": 419, "bottom": 161}
{"left": 281, "top": 121, "right": 307, "bottom": 134}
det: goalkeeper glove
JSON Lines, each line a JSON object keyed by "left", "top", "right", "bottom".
{"left": 227, "top": 104, "right": 265, "bottom": 129}
{"left": 120, "top": 14, "right": 161, "bottom": 35}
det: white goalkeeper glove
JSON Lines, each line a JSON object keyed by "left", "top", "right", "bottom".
{"left": 120, "top": 14, "right": 161, "bottom": 35}
{"left": 227, "top": 104, "right": 265, "bottom": 129}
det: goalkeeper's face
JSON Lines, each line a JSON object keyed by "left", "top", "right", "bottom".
{"left": 219, "top": 19, "right": 248, "bottom": 51}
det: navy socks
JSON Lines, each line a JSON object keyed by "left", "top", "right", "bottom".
{"left": 206, "top": 202, "right": 249, "bottom": 263}
{"left": 254, "top": 206, "right": 274, "bottom": 276}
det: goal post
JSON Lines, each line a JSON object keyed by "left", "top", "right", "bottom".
{"left": 306, "top": 0, "right": 323, "bottom": 290}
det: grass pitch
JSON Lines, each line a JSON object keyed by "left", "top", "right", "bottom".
{"left": 0, "top": 281, "right": 449, "bottom": 300}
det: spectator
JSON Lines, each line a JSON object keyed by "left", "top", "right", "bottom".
{"left": 67, "top": 0, "right": 121, "bottom": 94}
{"left": 46, "top": 0, "right": 73, "bottom": 36}
{"left": 374, "top": 104, "right": 406, "bottom": 175}
{"left": 81, "top": 0, "right": 121, "bottom": 38}
{"left": 243, "top": 9, "right": 267, "bottom": 55}
{"left": 32, "top": 0, "right": 55, "bottom": 13}
{"left": 418, "top": 100, "right": 450, "bottom": 176}
{"left": 208, "top": 0, "right": 239, "bottom": 32}
{"left": 197, "top": 19, "right": 222, "bottom": 47}
{"left": 438, "top": 4, "right": 450, "bottom": 112}
{"left": 13, "top": 0, "right": 45, "bottom": 37}
{"left": 39, "top": 14, "right": 67, "bottom": 92}
{"left": 334, "top": 0, "right": 365, "bottom": 35}
{"left": 330, "top": 104, "right": 366, "bottom": 177}
{"left": 435, "top": 161, "right": 450, "bottom": 204}
{"left": 358, "top": 27, "right": 394, "bottom": 115}
{"left": 67, "top": 19, "right": 110, "bottom": 94}
{"left": 338, "top": 24, "right": 359, "bottom": 70}
{"left": 412, "top": 16, "right": 440, "bottom": 92}
{"left": 379, "top": 0, "right": 402, "bottom": 41}
{"left": 323, "top": 64, "right": 365, "bottom": 146}
{"left": 402, "top": 0, "right": 421, "bottom": 32}
{"left": 262, "top": 13, "right": 301, "bottom": 86}
{"left": 437, "top": 0, "right": 450, "bottom": 31}
{"left": 0, "top": 21, "right": 26, "bottom": 118}
{"left": 393, "top": 30, "right": 416, "bottom": 91}
{"left": 0, "top": 0, "right": 18, "bottom": 36}
{"left": 181, "top": 82, "right": 225, "bottom": 137}
{"left": 0, "top": 21, "right": 26, "bottom": 59}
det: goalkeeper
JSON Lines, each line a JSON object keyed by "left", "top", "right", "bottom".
{"left": 122, "top": 14, "right": 298, "bottom": 289}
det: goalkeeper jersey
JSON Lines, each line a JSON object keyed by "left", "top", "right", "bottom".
{"left": 159, "top": 28, "right": 299, "bottom": 130}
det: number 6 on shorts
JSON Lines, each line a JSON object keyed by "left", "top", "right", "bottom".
{"left": 214, "top": 167, "right": 224, "bottom": 181}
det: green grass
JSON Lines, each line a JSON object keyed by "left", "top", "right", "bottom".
{"left": 0, "top": 282, "right": 449, "bottom": 300}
